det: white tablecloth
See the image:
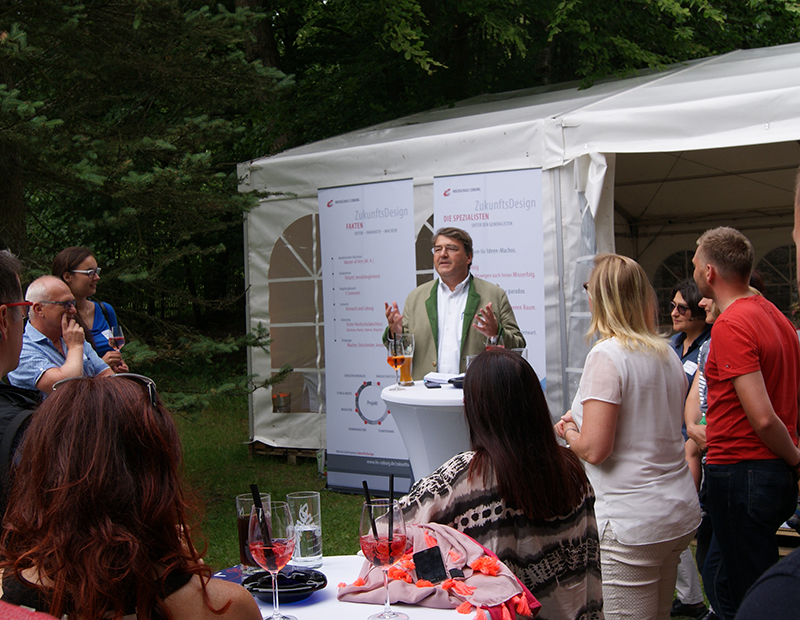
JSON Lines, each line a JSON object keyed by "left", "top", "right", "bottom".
{"left": 381, "top": 382, "right": 469, "bottom": 481}
{"left": 215, "top": 555, "right": 461, "bottom": 620}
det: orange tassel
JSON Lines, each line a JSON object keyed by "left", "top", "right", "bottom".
{"left": 470, "top": 556, "right": 501, "bottom": 576}
{"left": 337, "top": 582, "right": 347, "bottom": 588}
{"left": 514, "top": 594, "right": 532, "bottom": 616}
{"left": 400, "top": 557, "right": 416, "bottom": 570}
{"left": 473, "top": 609, "right": 487, "bottom": 620}
{"left": 451, "top": 581, "right": 476, "bottom": 596}
{"left": 501, "top": 603, "right": 513, "bottom": 620}
{"left": 424, "top": 533, "right": 438, "bottom": 548}
{"left": 449, "top": 549, "right": 461, "bottom": 563}
{"left": 388, "top": 566, "right": 412, "bottom": 583}
{"left": 353, "top": 577, "right": 366, "bottom": 587}
{"left": 456, "top": 601, "right": 473, "bottom": 614}
{"left": 441, "top": 578, "right": 455, "bottom": 591}
{"left": 415, "top": 579, "right": 435, "bottom": 588}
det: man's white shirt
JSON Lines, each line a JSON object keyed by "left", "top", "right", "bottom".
{"left": 436, "top": 274, "right": 471, "bottom": 374}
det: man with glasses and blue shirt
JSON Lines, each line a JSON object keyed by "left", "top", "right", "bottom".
{"left": 384, "top": 227, "right": 525, "bottom": 380}
{"left": 8, "top": 275, "right": 112, "bottom": 396}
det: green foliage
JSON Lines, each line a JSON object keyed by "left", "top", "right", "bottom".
{"left": 129, "top": 322, "right": 292, "bottom": 414}
{"left": 239, "top": 0, "right": 800, "bottom": 154}
{"left": 176, "top": 391, "right": 362, "bottom": 569}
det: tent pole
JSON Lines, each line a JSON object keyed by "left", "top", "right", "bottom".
{"left": 553, "top": 167, "right": 570, "bottom": 414}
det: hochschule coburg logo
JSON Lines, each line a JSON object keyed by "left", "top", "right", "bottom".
{"left": 327, "top": 199, "right": 334, "bottom": 207}
{"left": 443, "top": 189, "right": 451, "bottom": 197}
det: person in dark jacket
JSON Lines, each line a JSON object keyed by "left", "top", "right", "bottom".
{"left": 0, "top": 250, "right": 40, "bottom": 516}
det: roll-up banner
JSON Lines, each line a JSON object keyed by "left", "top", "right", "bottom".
{"left": 319, "top": 179, "right": 416, "bottom": 494}
{"left": 433, "top": 169, "right": 546, "bottom": 386}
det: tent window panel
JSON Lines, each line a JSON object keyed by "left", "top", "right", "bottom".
{"left": 269, "top": 215, "right": 321, "bottom": 279}
{"left": 270, "top": 325, "right": 321, "bottom": 370}
{"left": 269, "top": 370, "right": 325, "bottom": 414}
{"left": 416, "top": 215, "right": 436, "bottom": 286}
{"left": 653, "top": 250, "right": 695, "bottom": 330}
{"left": 756, "top": 244, "right": 797, "bottom": 324}
{"left": 269, "top": 280, "right": 322, "bottom": 324}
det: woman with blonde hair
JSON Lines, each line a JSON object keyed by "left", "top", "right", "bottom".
{"left": 555, "top": 254, "right": 700, "bottom": 620}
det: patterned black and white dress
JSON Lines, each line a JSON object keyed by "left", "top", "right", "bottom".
{"left": 399, "top": 451, "right": 604, "bottom": 620}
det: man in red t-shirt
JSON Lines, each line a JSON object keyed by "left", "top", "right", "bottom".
{"left": 692, "top": 226, "right": 800, "bottom": 620}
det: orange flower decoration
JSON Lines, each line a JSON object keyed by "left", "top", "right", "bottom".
{"left": 470, "top": 556, "right": 501, "bottom": 576}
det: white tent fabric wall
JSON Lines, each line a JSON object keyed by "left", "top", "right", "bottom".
{"left": 240, "top": 42, "right": 800, "bottom": 451}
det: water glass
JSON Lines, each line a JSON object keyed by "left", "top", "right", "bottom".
{"left": 286, "top": 491, "right": 323, "bottom": 568}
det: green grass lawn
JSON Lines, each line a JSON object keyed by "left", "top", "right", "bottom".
{"left": 175, "top": 393, "right": 364, "bottom": 571}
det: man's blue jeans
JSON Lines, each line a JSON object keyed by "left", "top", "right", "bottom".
{"left": 701, "top": 459, "right": 798, "bottom": 620}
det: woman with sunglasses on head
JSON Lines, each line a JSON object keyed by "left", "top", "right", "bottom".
{"left": 555, "top": 254, "right": 700, "bottom": 620}
{"left": 0, "top": 376, "right": 260, "bottom": 620}
{"left": 52, "top": 247, "right": 128, "bottom": 373}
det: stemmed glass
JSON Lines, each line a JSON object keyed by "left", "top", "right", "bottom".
{"left": 359, "top": 499, "right": 408, "bottom": 620}
{"left": 108, "top": 325, "right": 125, "bottom": 351}
{"left": 385, "top": 337, "right": 406, "bottom": 390}
{"left": 248, "top": 501, "right": 297, "bottom": 620}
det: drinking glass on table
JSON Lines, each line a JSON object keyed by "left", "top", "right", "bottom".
{"left": 386, "top": 336, "right": 407, "bottom": 390}
{"left": 249, "top": 501, "right": 297, "bottom": 620}
{"left": 286, "top": 491, "right": 323, "bottom": 568}
{"left": 108, "top": 325, "right": 125, "bottom": 351}
{"left": 236, "top": 493, "right": 270, "bottom": 575}
{"left": 359, "top": 499, "right": 409, "bottom": 620}
{"left": 397, "top": 333, "right": 415, "bottom": 386}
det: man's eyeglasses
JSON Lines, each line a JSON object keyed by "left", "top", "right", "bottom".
{"left": 432, "top": 245, "right": 462, "bottom": 255}
{"left": 53, "top": 373, "right": 158, "bottom": 408}
{"left": 4, "top": 301, "right": 33, "bottom": 318}
{"left": 70, "top": 268, "right": 101, "bottom": 277}
{"left": 39, "top": 300, "right": 77, "bottom": 310}
{"left": 669, "top": 301, "right": 691, "bottom": 316}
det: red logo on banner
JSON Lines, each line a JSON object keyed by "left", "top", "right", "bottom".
{"left": 327, "top": 199, "right": 333, "bottom": 207}
{"left": 443, "top": 189, "right": 451, "bottom": 197}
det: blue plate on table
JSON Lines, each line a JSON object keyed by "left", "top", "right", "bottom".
{"left": 243, "top": 566, "right": 327, "bottom": 603}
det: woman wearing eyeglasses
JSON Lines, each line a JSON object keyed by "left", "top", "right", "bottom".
{"left": 667, "top": 279, "right": 711, "bottom": 618}
{"left": 668, "top": 278, "right": 711, "bottom": 395}
{"left": 52, "top": 247, "right": 128, "bottom": 373}
{"left": 0, "top": 376, "right": 260, "bottom": 620}
{"left": 555, "top": 254, "right": 700, "bottom": 620}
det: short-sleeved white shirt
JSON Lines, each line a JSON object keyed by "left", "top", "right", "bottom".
{"left": 571, "top": 337, "right": 700, "bottom": 545}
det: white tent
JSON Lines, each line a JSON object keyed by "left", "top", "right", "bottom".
{"left": 239, "top": 42, "right": 800, "bottom": 451}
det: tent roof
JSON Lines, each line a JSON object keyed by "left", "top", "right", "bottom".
{"left": 245, "top": 42, "right": 800, "bottom": 186}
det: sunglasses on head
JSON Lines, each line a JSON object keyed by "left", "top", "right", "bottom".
{"left": 53, "top": 373, "right": 158, "bottom": 408}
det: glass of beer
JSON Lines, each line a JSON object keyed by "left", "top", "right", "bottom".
{"left": 398, "top": 333, "right": 415, "bottom": 386}
{"left": 386, "top": 336, "right": 406, "bottom": 390}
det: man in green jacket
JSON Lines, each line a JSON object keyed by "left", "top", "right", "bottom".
{"left": 384, "top": 227, "right": 525, "bottom": 380}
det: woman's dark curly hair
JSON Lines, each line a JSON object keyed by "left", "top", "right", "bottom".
{"left": 0, "top": 377, "right": 222, "bottom": 619}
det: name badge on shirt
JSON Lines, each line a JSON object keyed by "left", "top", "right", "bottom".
{"left": 683, "top": 360, "right": 698, "bottom": 376}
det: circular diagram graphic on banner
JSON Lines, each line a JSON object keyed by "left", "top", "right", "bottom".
{"left": 355, "top": 381, "right": 387, "bottom": 425}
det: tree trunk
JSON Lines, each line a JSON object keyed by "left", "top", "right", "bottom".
{"left": 234, "top": 0, "right": 281, "bottom": 69}
{"left": 0, "top": 143, "right": 28, "bottom": 258}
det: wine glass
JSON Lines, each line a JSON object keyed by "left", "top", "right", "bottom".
{"left": 359, "top": 499, "right": 409, "bottom": 620}
{"left": 108, "top": 325, "right": 125, "bottom": 351}
{"left": 385, "top": 337, "right": 406, "bottom": 390}
{"left": 248, "top": 501, "right": 297, "bottom": 620}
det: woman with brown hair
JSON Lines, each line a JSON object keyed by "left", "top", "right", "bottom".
{"left": 52, "top": 247, "right": 128, "bottom": 373}
{"left": 0, "top": 376, "right": 259, "bottom": 620}
{"left": 555, "top": 253, "right": 700, "bottom": 620}
{"left": 400, "top": 348, "right": 602, "bottom": 620}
